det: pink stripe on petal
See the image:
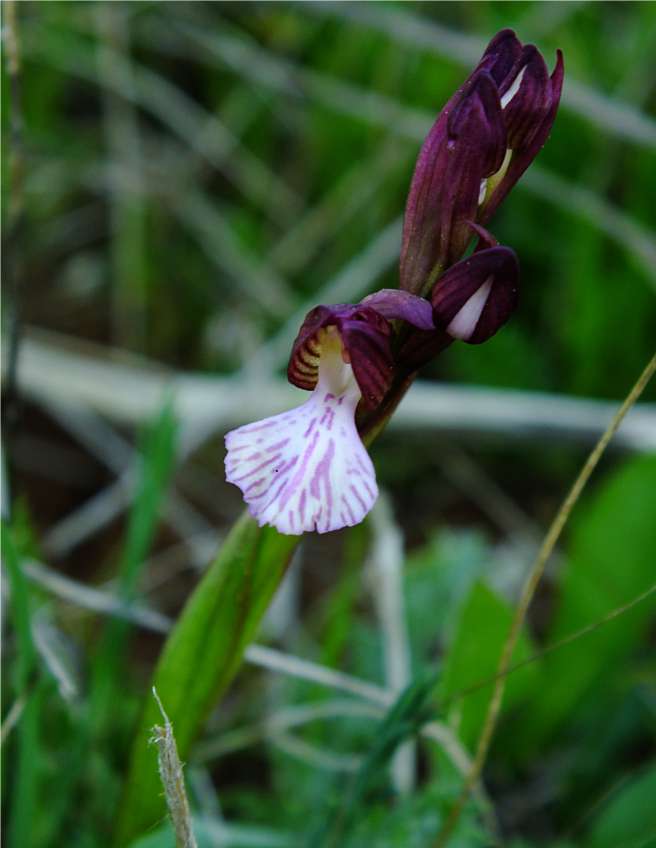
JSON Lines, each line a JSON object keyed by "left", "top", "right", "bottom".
{"left": 350, "top": 484, "right": 368, "bottom": 514}
{"left": 224, "top": 344, "right": 378, "bottom": 535}
{"left": 267, "top": 439, "right": 290, "bottom": 452}
{"left": 303, "top": 418, "right": 318, "bottom": 438}
{"left": 342, "top": 495, "right": 357, "bottom": 525}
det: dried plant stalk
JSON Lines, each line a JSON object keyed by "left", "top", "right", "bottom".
{"left": 150, "top": 688, "right": 198, "bottom": 848}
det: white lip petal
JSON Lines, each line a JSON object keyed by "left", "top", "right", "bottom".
{"left": 225, "top": 344, "right": 378, "bottom": 535}
{"left": 447, "top": 276, "right": 493, "bottom": 341}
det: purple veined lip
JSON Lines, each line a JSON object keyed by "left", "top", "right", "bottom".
{"left": 226, "top": 326, "right": 378, "bottom": 535}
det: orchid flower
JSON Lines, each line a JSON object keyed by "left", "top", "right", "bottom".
{"left": 225, "top": 28, "right": 562, "bottom": 536}
{"left": 225, "top": 297, "right": 433, "bottom": 535}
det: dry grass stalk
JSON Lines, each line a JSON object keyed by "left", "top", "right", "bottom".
{"left": 150, "top": 687, "right": 198, "bottom": 848}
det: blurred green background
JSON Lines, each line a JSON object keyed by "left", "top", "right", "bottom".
{"left": 2, "top": 2, "right": 655, "bottom": 847}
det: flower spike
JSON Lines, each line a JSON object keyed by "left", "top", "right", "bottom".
{"left": 225, "top": 28, "right": 562, "bottom": 536}
{"left": 401, "top": 28, "right": 562, "bottom": 298}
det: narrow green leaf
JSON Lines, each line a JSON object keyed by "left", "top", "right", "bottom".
{"left": 2, "top": 525, "right": 43, "bottom": 848}
{"left": 439, "top": 580, "right": 539, "bottom": 750}
{"left": 115, "top": 512, "right": 299, "bottom": 846}
{"left": 585, "top": 765, "right": 656, "bottom": 848}
{"left": 517, "top": 455, "right": 656, "bottom": 750}
{"left": 2, "top": 523, "right": 37, "bottom": 692}
{"left": 44, "top": 403, "right": 179, "bottom": 843}
{"left": 129, "top": 816, "right": 293, "bottom": 848}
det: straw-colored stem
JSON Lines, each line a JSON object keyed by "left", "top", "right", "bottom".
{"left": 150, "top": 688, "right": 198, "bottom": 848}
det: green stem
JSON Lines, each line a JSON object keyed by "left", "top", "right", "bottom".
{"left": 115, "top": 513, "right": 299, "bottom": 845}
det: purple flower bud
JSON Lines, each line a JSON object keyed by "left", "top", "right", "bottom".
{"left": 400, "top": 70, "right": 507, "bottom": 295}
{"left": 432, "top": 245, "right": 519, "bottom": 344}
{"left": 479, "top": 41, "right": 564, "bottom": 221}
{"left": 401, "top": 29, "right": 562, "bottom": 296}
{"left": 477, "top": 28, "right": 523, "bottom": 86}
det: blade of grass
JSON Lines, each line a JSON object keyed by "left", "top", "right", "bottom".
{"left": 2, "top": 0, "right": 26, "bottom": 511}
{"left": 2, "top": 524, "right": 37, "bottom": 691}
{"left": 38, "top": 403, "right": 177, "bottom": 844}
{"left": 434, "top": 351, "right": 656, "bottom": 847}
{"left": 366, "top": 495, "right": 414, "bottom": 794}
{"left": 150, "top": 688, "right": 198, "bottom": 848}
{"left": 2, "top": 525, "right": 41, "bottom": 848}
{"left": 1, "top": 696, "right": 26, "bottom": 746}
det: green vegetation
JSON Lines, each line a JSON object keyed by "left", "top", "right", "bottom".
{"left": 2, "top": 3, "right": 655, "bottom": 847}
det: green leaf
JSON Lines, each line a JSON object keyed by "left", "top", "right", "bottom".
{"left": 115, "top": 513, "right": 299, "bottom": 846}
{"left": 439, "top": 580, "right": 539, "bottom": 750}
{"left": 585, "top": 765, "right": 656, "bottom": 848}
{"left": 518, "top": 455, "right": 656, "bottom": 750}
{"left": 1, "top": 523, "right": 37, "bottom": 694}
{"left": 129, "top": 816, "right": 292, "bottom": 848}
{"left": 2, "top": 525, "right": 41, "bottom": 848}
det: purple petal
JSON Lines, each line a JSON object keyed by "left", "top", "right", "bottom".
{"left": 478, "top": 29, "right": 523, "bottom": 88}
{"left": 288, "top": 304, "right": 394, "bottom": 408}
{"left": 400, "top": 69, "right": 507, "bottom": 294}
{"left": 501, "top": 46, "right": 551, "bottom": 150}
{"left": 481, "top": 49, "right": 564, "bottom": 222}
{"left": 432, "top": 246, "right": 519, "bottom": 344}
{"left": 397, "top": 328, "right": 453, "bottom": 371}
{"left": 360, "top": 289, "right": 435, "bottom": 330}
